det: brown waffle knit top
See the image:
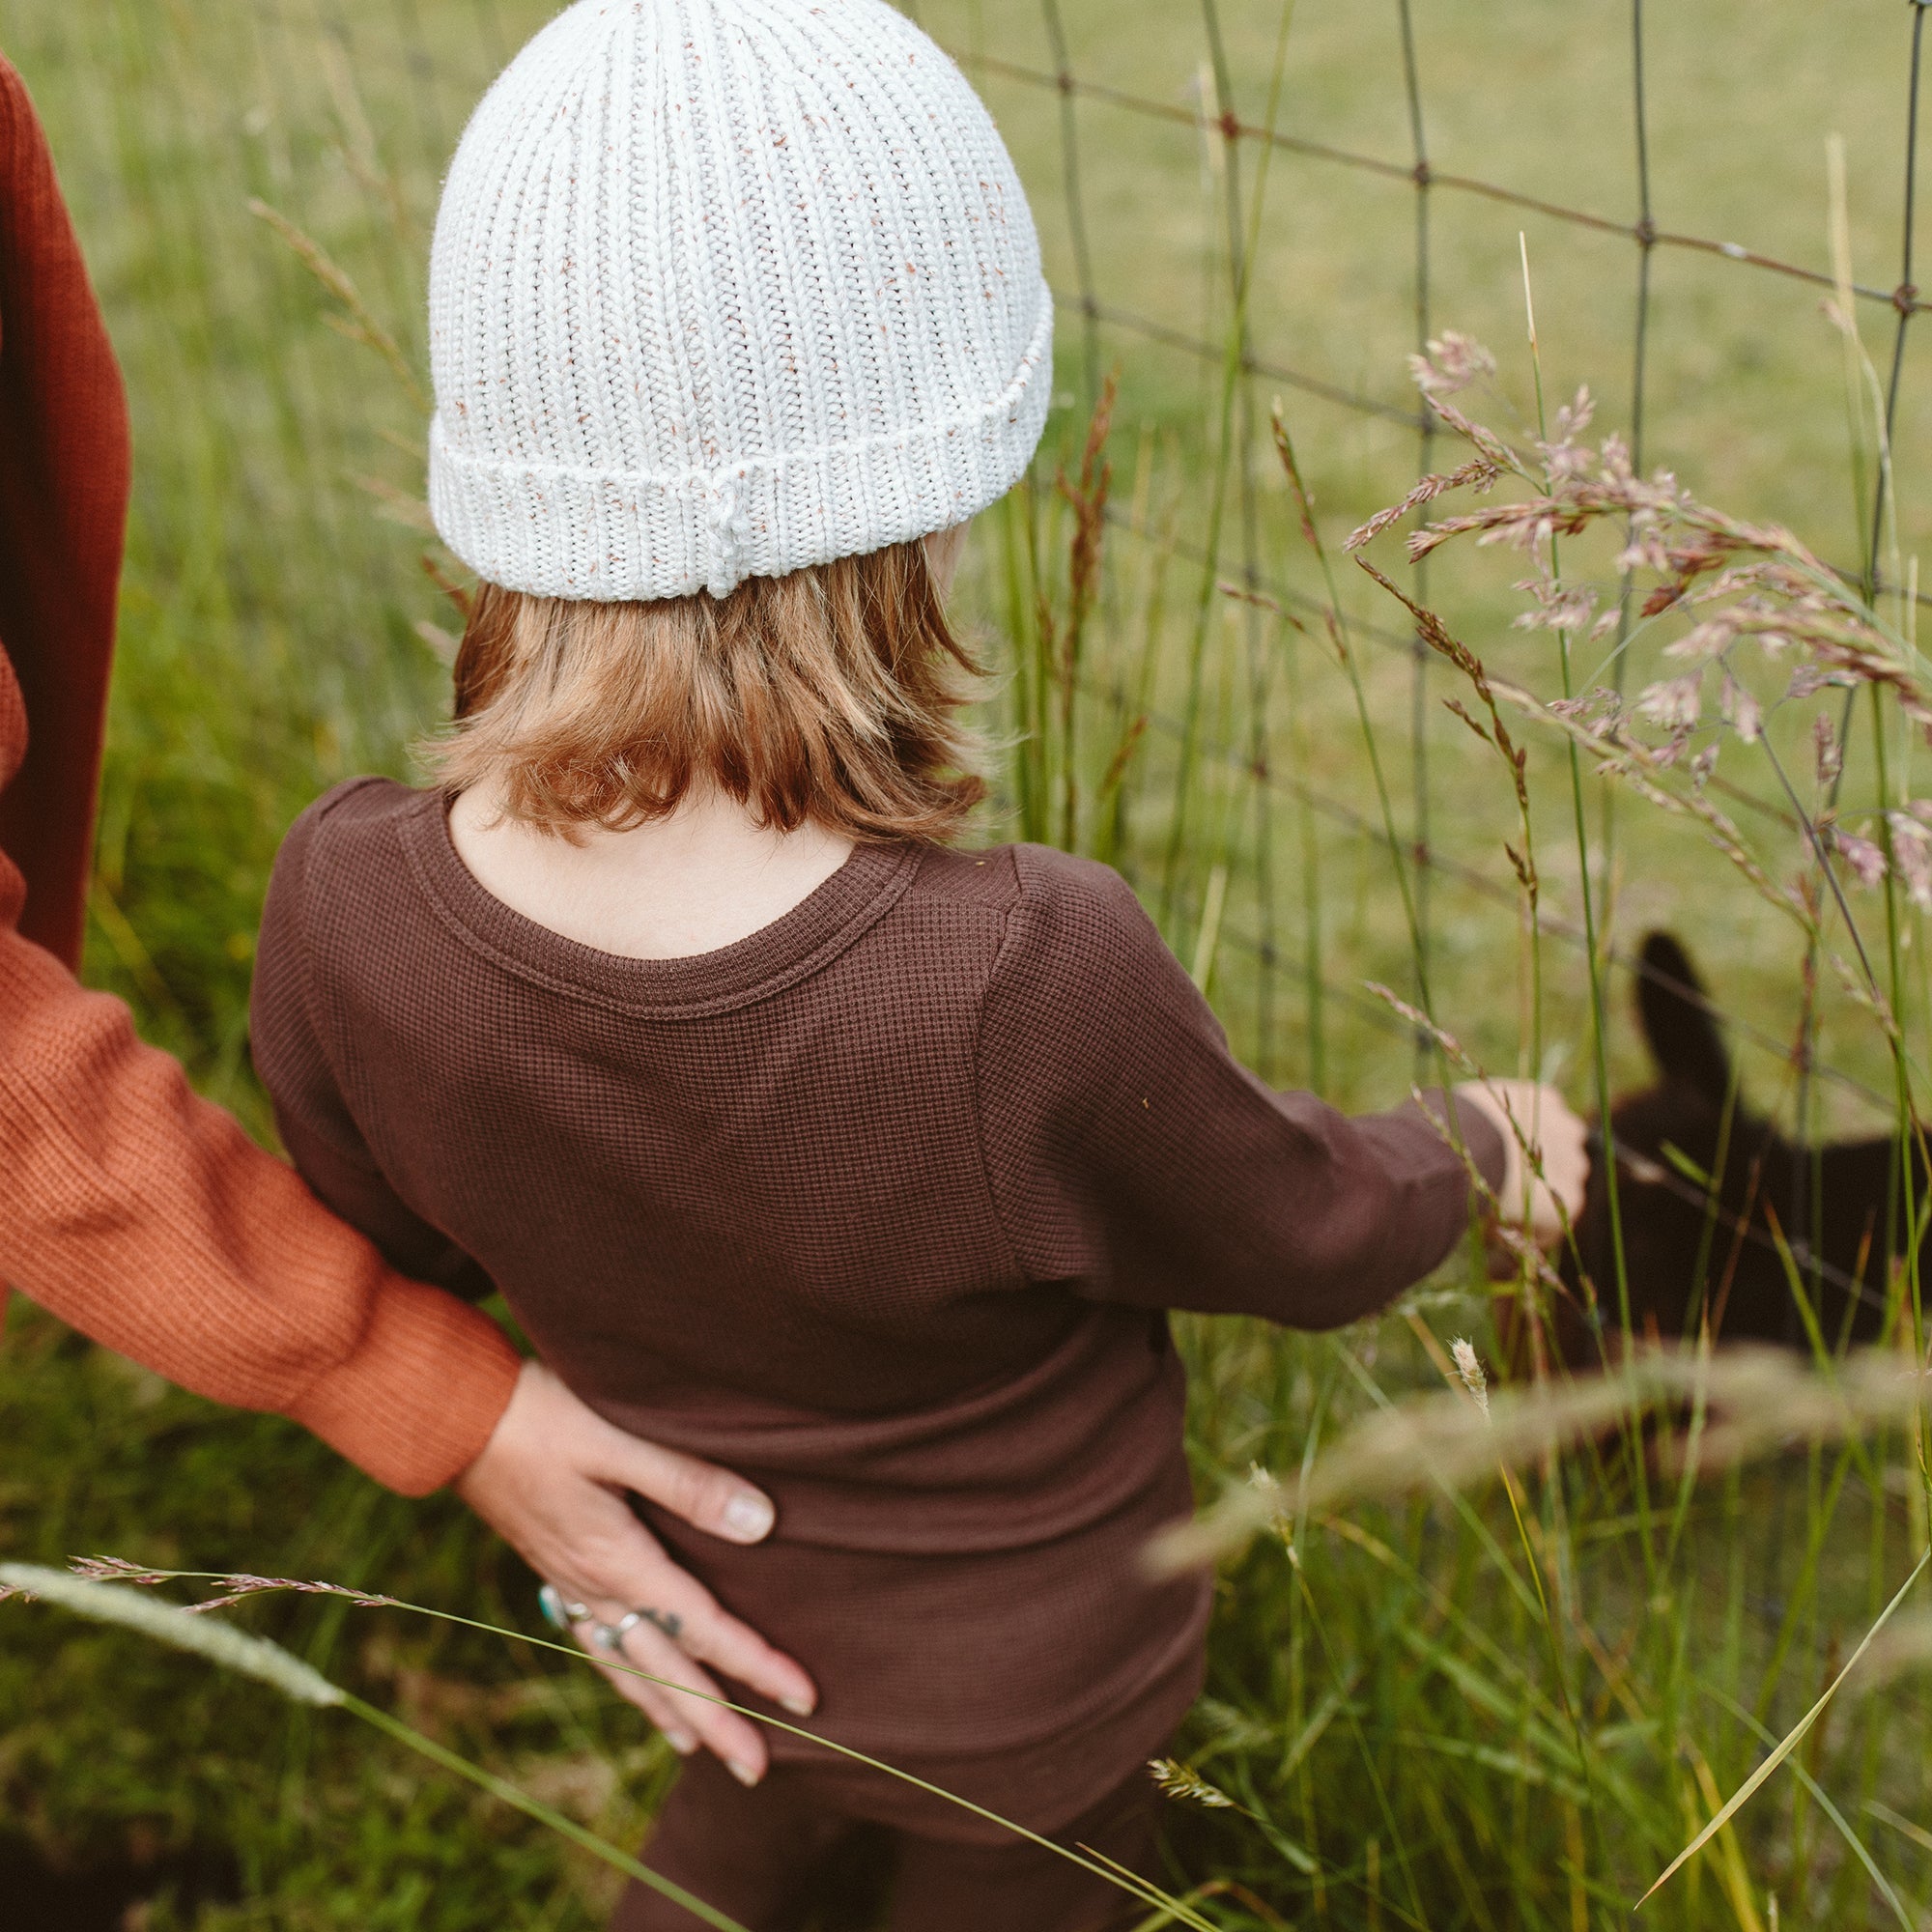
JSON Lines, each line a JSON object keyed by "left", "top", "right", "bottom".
{"left": 251, "top": 777, "right": 1504, "bottom": 1826}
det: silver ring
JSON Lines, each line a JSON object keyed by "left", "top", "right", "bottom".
{"left": 590, "top": 1607, "right": 684, "bottom": 1651}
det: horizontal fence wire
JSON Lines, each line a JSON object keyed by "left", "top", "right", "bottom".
{"left": 953, "top": 43, "right": 1927, "bottom": 315}
{"left": 994, "top": 0, "right": 1931, "bottom": 1143}
{"left": 1087, "top": 668, "right": 1897, "bottom": 1119}
{"left": 122, "top": 2, "right": 1915, "bottom": 1131}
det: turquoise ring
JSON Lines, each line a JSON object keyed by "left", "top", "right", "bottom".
{"left": 538, "top": 1583, "right": 590, "bottom": 1632}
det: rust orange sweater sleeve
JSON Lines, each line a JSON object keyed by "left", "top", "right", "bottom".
{"left": 0, "top": 661, "right": 520, "bottom": 1491}
{"left": 0, "top": 57, "right": 522, "bottom": 1495}
{"left": 0, "top": 708, "right": 519, "bottom": 1493}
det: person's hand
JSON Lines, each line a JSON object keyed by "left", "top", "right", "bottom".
{"left": 1457, "top": 1078, "right": 1590, "bottom": 1252}
{"left": 454, "top": 1359, "right": 816, "bottom": 1785}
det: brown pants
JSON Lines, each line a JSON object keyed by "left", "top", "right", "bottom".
{"left": 609, "top": 1752, "right": 1162, "bottom": 1932}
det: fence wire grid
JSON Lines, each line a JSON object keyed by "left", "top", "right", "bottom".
{"left": 12, "top": 0, "right": 1932, "bottom": 1139}
{"left": 906, "top": 0, "right": 1932, "bottom": 1134}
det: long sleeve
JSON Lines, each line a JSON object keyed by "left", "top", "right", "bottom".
{"left": 0, "top": 55, "right": 124, "bottom": 969}
{"left": 0, "top": 668, "right": 520, "bottom": 1494}
{"left": 976, "top": 844, "right": 1505, "bottom": 1329}
{"left": 249, "top": 789, "right": 497, "bottom": 1305}
{"left": 0, "top": 60, "right": 521, "bottom": 1496}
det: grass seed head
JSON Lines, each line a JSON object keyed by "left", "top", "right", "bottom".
{"left": 0, "top": 1564, "right": 345, "bottom": 1708}
{"left": 1408, "top": 330, "right": 1496, "bottom": 397}
{"left": 1450, "top": 1338, "right": 1492, "bottom": 1418}
{"left": 1148, "top": 1758, "right": 1237, "bottom": 1808}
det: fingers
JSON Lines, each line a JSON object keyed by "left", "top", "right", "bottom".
{"left": 1520, "top": 1088, "right": 1589, "bottom": 1244}
{"left": 658, "top": 1585, "right": 818, "bottom": 1723}
{"left": 462, "top": 1360, "right": 777, "bottom": 1548}
{"left": 572, "top": 1600, "right": 777, "bottom": 1784}
{"left": 617, "top": 1556, "right": 816, "bottom": 1712}
{"left": 567, "top": 1549, "right": 817, "bottom": 1718}
{"left": 469, "top": 1364, "right": 820, "bottom": 1776}
{"left": 1457, "top": 1079, "right": 1530, "bottom": 1221}
{"left": 1544, "top": 1103, "right": 1592, "bottom": 1221}
{"left": 545, "top": 1520, "right": 819, "bottom": 1729}
{"left": 602, "top": 1633, "right": 766, "bottom": 1781}
{"left": 585, "top": 1416, "right": 777, "bottom": 1546}
{"left": 1522, "top": 1083, "right": 1590, "bottom": 1220}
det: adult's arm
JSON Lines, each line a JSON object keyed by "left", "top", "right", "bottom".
{"left": 0, "top": 53, "right": 807, "bottom": 1771}
{"left": 978, "top": 844, "right": 1513, "bottom": 1322}
{"left": 0, "top": 668, "right": 518, "bottom": 1490}
{"left": 0, "top": 54, "right": 525, "bottom": 1492}
{"left": 0, "top": 680, "right": 810, "bottom": 1768}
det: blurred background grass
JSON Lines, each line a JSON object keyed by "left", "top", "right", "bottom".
{"left": 5, "top": 0, "right": 1932, "bottom": 1925}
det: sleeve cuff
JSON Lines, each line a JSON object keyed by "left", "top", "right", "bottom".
{"left": 1317, "top": 1091, "right": 1503, "bottom": 1321}
{"left": 281, "top": 1280, "right": 524, "bottom": 1496}
{"left": 1442, "top": 1088, "right": 1511, "bottom": 1197}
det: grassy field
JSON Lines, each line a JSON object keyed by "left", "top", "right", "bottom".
{"left": 6, "top": 0, "right": 1932, "bottom": 1925}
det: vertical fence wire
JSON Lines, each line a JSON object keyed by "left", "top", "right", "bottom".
{"left": 1612, "top": 0, "right": 1654, "bottom": 696}
{"left": 1156, "top": 14, "right": 1251, "bottom": 924}
{"left": 86, "top": 0, "right": 1932, "bottom": 1125}
{"left": 1868, "top": 0, "right": 1930, "bottom": 1360}
{"left": 1627, "top": 0, "right": 1655, "bottom": 508}
{"left": 1201, "top": 0, "right": 1280, "bottom": 1066}
{"left": 1396, "top": 0, "right": 1434, "bottom": 1039}
{"left": 1594, "top": 0, "right": 1654, "bottom": 1084}
{"left": 1872, "top": 0, "right": 1930, "bottom": 593}
{"left": 1039, "top": 0, "right": 1102, "bottom": 405}
{"left": 1804, "top": 2, "right": 1932, "bottom": 1301}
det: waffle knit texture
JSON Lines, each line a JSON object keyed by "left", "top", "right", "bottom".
{"left": 426, "top": 0, "right": 1054, "bottom": 601}
{"left": 0, "top": 60, "right": 521, "bottom": 1493}
{"left": 252, "top": 778, "right": 1507, "bottom": 1824}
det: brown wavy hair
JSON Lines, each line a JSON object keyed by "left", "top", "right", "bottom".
{"left": 430, "top": 539, "right": 985, "bottom": 841}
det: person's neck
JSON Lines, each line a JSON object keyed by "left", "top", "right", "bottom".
{"left": 445, "top": 782, "right": 857, "bottom": 960}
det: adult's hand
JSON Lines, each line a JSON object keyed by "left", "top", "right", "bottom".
{"left": 455, "top": 1358, "right": 816, "bottom": 1785}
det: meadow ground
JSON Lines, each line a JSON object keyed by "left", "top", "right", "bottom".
{"left": 6, "top": 2, "right": 1932, "bottom": 1926}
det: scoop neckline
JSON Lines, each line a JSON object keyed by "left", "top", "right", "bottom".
{"left": 395, "top": 785, "right": 923, "bottom": 1018}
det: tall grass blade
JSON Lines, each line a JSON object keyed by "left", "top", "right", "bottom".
{"left": 0, "top": 1563, "right": 342, "bottom": 1706}
{"left": 0, "top": 1564, "right": 752, "bottom": 1931}
{"left": 1636, "top": 1547, "right": 1929, "bottom": 1909}
{"left": 33, "top": 1561, "right": 1224, "bottom": 1932}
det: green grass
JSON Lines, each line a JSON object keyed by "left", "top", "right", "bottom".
{"left": 7, "top": 0, "right": 1932, "bottom": 1925}
{"left": 1, "top": 1305, "right": 675, "bottom": 1929}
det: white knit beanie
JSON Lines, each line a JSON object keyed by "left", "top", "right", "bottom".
{"left": 427, "top": 0, "right": 1054, "bottom": 602}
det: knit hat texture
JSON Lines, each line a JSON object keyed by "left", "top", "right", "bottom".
{"left": 428, "top": 0, "right": 1054, "bottom": 602}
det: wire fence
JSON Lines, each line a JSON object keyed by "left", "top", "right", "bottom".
{"left": 907, "top": 0, "right": 1932, "bottom": 1124}
{"left": 14, "top": 0, "right": 1931, "bottom": 1127}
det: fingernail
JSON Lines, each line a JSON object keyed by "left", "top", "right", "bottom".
{"left": 723, "top": 1492, "right": 775, "bottom": 1542}
{"left": 667, "top": 1730, "right": 697, "bottom": 1754}
{"left": 780, "top": 1695, "right": 814, "bottom": 1718}
{"left": 727, "top": 1759, "right": 762, "bottom": 1788}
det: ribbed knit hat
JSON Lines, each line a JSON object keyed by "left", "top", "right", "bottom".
{"left": 427, "top": 0, "right": 1054, "bottom": 602}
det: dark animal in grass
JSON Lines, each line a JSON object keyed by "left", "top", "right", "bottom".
{"left": 1541, "top": 931, "right": 1913, "bottom": 1366}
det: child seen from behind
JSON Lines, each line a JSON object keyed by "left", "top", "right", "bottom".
{"left": 251, "top": 3, "right": 1589, "bottom": 1924}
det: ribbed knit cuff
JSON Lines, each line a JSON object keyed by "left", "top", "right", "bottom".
{"left": 282, "top": 1281, "right": 523, "bottom": 1497}
{"left": 428, "top": 295, "right": 1052, "bottom": 603}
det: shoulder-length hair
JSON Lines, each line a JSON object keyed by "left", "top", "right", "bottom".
{"left": 430, "top": 539, "right": 985, "bottom": 842}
